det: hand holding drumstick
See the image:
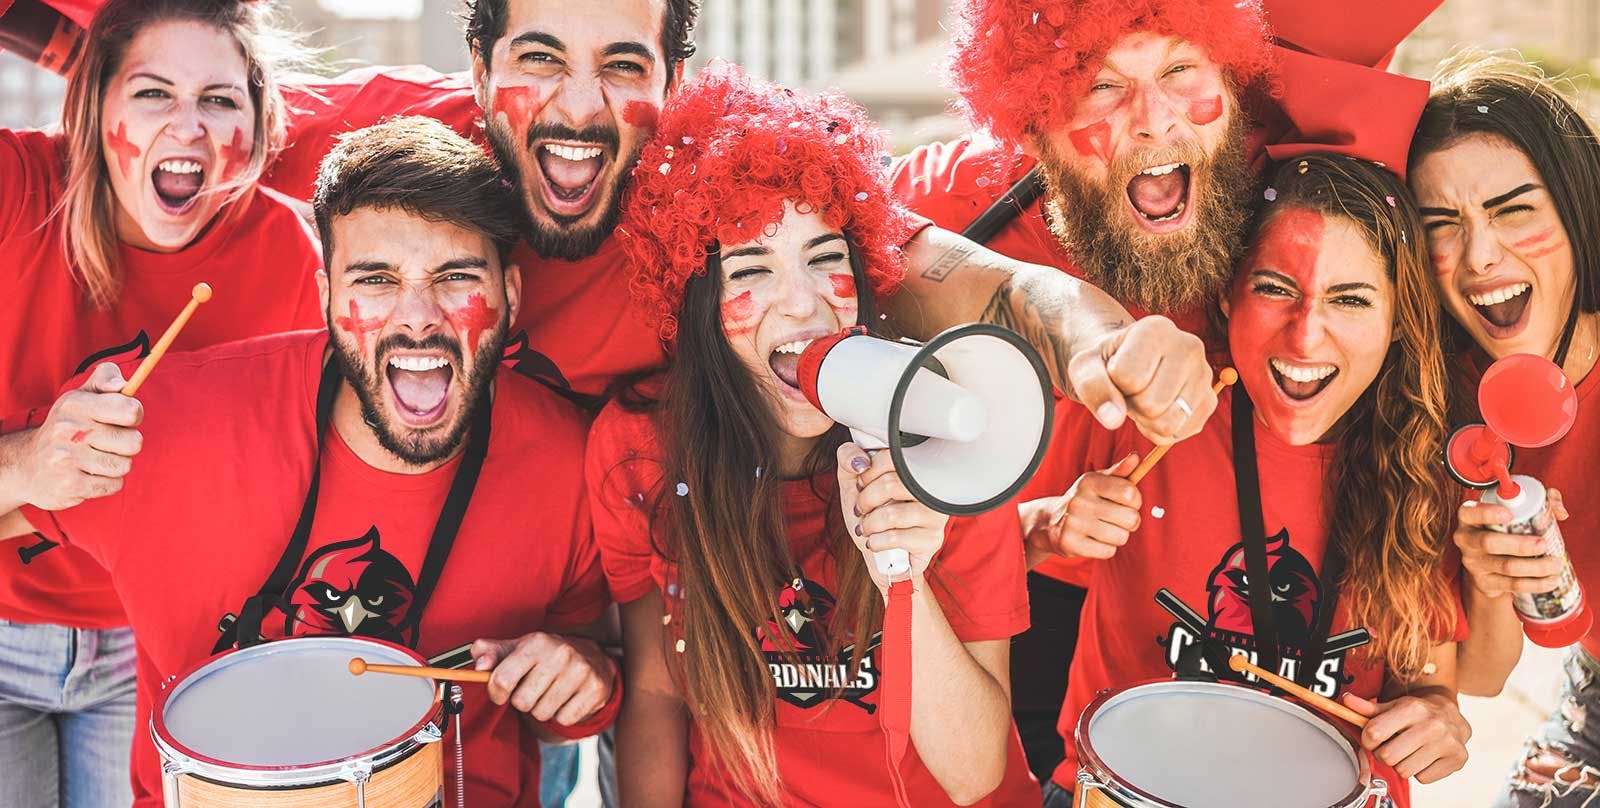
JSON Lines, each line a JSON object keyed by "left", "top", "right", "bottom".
{"left": 0, "top": 284, "right": 209, "bottom": 513}
{"left": 1020, "top": 369, "right": 1235, "bottom": 568}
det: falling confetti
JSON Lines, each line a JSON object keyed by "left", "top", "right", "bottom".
{"left": 1151, "top": 506, "right": 1166, "bottom": 519}
{"left": 835, "top": 133, "right": 850, "bottom": 145}
{"left": 1031, "top": 10, "right": 1039, "bottom": 23}
{"left": 658, "top": 162, "right": 672, "bottom": 175}
{"left": 675, "top": 482, "right": 689, "bottom": 496}
{"left": 682, "top": 136, "right": 694, "bottom": 144}
{"left": 1263, "top": 188, "right": 1278, "bottom": 202}
{"left": 1385, "top": 196, "right": 1396, "bottom": 207}
{"left": 1477, "top": 105, "right": 1490, "bottom": 113}
{"left": 854, "top": 191, "right": 869, "bottom": 201}
{"left": 675, "top": 639, "right": 686, "bottom": 653}
{"left": 662, "top": 613, "right": 672, "bottom": 625}
{"left": 1297, "top": 161, "right": 1309, "bottom": 174}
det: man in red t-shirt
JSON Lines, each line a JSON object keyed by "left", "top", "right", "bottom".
{"left": 0, "top": 117, "right": 618, "bottom": 808}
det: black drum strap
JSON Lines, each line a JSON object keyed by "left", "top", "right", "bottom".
{"left": 958, "top": 165, "right": 1045, "bottom": 244}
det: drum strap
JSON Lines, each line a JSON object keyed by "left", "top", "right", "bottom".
{"left": 214, "top": 358, "right": 491, "bottom": 652}
{"left": 1230, "top": 386, "right": 1346, "bottom": 690}
{"left": 958, "top": 164, "right": 1045, "bottom": 244}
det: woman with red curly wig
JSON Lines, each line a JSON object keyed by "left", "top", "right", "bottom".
{"left": 586, "top": 66, "right": 1039, "bottom": 807}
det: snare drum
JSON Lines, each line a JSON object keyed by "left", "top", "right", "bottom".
{"left": 153, "top": 636, "right": 446, "bottom": 807}
{"left": 1074, "top": 679, "right": 1390, "bottom": 808}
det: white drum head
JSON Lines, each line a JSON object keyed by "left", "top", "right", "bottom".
{"left": 157, "top": 637, "right": 437, "bottom": 768}
{"left": 1079, "top": 680, "right": 1362, "bottom": 808}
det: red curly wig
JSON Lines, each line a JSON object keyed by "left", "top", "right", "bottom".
{"left": 947, "top": 0, "right": 1277, "bottom": 146}
{"left": 618, "top": 65, "right": 917, "bottom": 344}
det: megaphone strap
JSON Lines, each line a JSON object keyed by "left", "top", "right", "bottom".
{"left": 880, "top": 577, "right": 915, "bottom": 807}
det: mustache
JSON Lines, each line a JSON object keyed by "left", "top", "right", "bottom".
{"left": 524, "top": 122, "right": 620, "bottom": 153}
{"left": 1109, "top": 140, "right": 1209, "bottom": 185}
{"left": 373, "top": 333, "right": 464, "bottom": 367}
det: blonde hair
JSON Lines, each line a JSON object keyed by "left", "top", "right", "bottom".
{"left": 54, "top": 0, "right": 306, "bottom": 308}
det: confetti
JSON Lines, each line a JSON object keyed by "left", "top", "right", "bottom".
{"left": 1054, "top": 38, "right": 1067, "bottom": 48}
{"left": 1031, "top": 10, "right": 1039, "bottom": 23}
{"left": 777, "top": 138, "right": 787, "bottom": 154}
{"left": 1385, "top": 196, "right": 1396, "bottom": 207}
{"left": 666, "top": 583, "right": 679, "bottom": 596}
{"left": 1151, "top": 506, "right": 1166, "bottom": 519}
{"left": 662, "top": 613, "right": 672, "bottom": 625}
{"left": 755, "top": 466, "right": 763, "bottom": 478}
{"left": 975, "top": 175, "right": 991, "bottom": 188}
{"left": 1297, "top": 161, "right": 1309, "bottom": 174}
{"left": 682, "top": 136, "right": 694, "bottom": 144}
{"left": 1477, "top": 105, "right": 1490, "bottom": 113}
{"left": 658, "top": 162, "right": 671, "bottom": 175}
{"left": 835, "top": 133, "right": 849, "bottom": 145}
{"left": 854, "top": 191, "right": 869, "bottom": 201}
{"left": 1263, "top": 188, "right": 1278, "bottom": 202}
{"left": 675, "top": 639, "right": 686, "bottom": 653}
{"left": 675, "top": 482, "right": 689, "bottom": 496}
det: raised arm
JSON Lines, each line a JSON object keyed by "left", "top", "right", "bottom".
{"left": 890, "top": 226, "right": 1216, "bottom": 444}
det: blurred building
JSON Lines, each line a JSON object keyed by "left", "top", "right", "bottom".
{"left": 0, "top": 50, "right": 66, "bottom": 130}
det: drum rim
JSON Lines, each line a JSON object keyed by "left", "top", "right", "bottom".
{"left": 1074, "top": 678, "right": 1371, "bottom": 808}
{"left": 151, "top": 636, "right": 444, "bottom": 785}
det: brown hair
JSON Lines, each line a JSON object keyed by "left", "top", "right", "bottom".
{"left": 628, "top": 242, "right": 882, "bottom": 805}
{"left": 55, "top": 0, "right": 302, "bottom": 308}
{"left": 311, "top": 116, "right": 524, "bottom": 268}
{"left": 464, "top": 0, "right": 699, "bottom": 84}
{"left": 1248, "top": 155, "right": 1455, "bottom": 680}
{"left": 1409, "top": 49, "right": 1600, "bottom": 360}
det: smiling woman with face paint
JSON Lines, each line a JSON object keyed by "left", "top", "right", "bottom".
{"left": 1024, "top": 155, "right": 1468, "bottom": 807}
{"left": 0, "top": 2, "right": 320, "bottom": 805}
{"left": 1408, "top": 52, "right": 1600, "bottom": 807}
{"left": 588, "top": 68, "right": 1038, "bottom": 807}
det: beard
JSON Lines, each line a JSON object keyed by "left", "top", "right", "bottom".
{"left": 486, "top": 119, "right": 639, "bottom": 262}
{"left": 1037, "top": 113, "right": 1256, "bottom": 315}
{"left": 329, "top": 324, "right": 505, "bottom": 466}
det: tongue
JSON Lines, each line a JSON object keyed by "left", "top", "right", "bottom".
{"left": 1127, "top": 171, "right": 1185, "bottom": 218}
{"left": 1478, "top": 291, "right": 1530, "bottom": 328}
{"left": 538, "top": 151, "right": 602, "bottom": 191}
{"left": 770, "top": 353, "right": 801, "bottom": 388}
{"left": 390, "top": 367, "right": 450, "bottom": 415}
{"left": 153, "top": 169, "right": 203, "bottom": 202}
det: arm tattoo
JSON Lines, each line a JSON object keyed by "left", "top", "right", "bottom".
{"left": 919, "top": 240, "right": 977, "bottom": 282}
{"left": 979, "top": 275, "right": 1074, "bottom": 395}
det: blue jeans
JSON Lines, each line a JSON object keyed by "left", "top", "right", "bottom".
{"left": 540, "top": 740, "right": 580, "bottom": 807}
{"left": 0, "top": 620, "right": 136, "bottom": 808}
{"left": 1494, "top": 647, "right": 1600, "bottom": 808}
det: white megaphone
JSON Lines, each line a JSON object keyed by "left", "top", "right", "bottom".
{"left": 798, "top": 323, "right": 1054, "bottom": 577}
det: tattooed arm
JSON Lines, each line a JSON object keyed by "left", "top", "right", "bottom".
{"left": 889, "top": 225, "right": 1216, "bottom": 443}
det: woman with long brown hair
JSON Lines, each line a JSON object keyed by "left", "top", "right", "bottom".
{"left": 1025, "top": 153, "right": 1469, "bottom": 808}
{"left": 1410, "top": 51, "right": 1600, "bottom": 806}
{"left": 0, "top": 2, "right": 319, "bottom": 804}
{"left": 588, "top": 67, "right": 1038, "bottom": 806}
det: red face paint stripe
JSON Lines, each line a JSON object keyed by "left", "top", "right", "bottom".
{"left": 333, "top": 299, "right": 384, "bottom": 353}
{"left": 1067, "top": 120, "right": 1113, "bottom": 166}
{"left": 106, "top": 122, "right": 141, "bottom": 178}
{"left": 446, "top": 293, "right": 500, "bottom": 354}
{"left": 1524, "top": 240, "right": 1569, "bottom": 260}
{"left": 220, "top": 127, "right": 249, "bottom": 181}
{"left": 623, "top": 100, "right": 660, "bottom": 129}
{"left": 1511, "top": 228, "right": 1557, "bottom": 250}
{"left": 828, "top": 274, "right": 857, "bottom": 298}
{"left": 721, "top": 291, "right": 754, "bottom": 336}
{"left": 494, "top": 85, "right": 545, "bottom": 129}
{"left": 1188, "top": 96, "right": 1224, "bottom": 126}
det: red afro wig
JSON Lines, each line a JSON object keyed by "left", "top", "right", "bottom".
{"left": 618, "top": 64, "right": 917, "bottom": 345}
{"left": 947, "top": 0, "right": 1277, "bottom": 146}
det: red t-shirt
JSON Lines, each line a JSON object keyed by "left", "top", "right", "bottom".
{"left": 0, "top": 128, "right": 323, "bottom": 628}
{"left": 1049, "top": 387, "right": 1464, "bottom": 806}
{"left": 586, "top": 402, "right": 1039, "bottom": 807}
{"left": 890, "top": 136, "right": 1211, "bottom": 588}
{"left": 267, "top": 67, "right": 666, "bottom": 402}
{"left": 20, "top": 330, "right": 608, "bottom": 808}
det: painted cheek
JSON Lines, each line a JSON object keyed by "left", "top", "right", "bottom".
{"left": 1067, "top": 120, "right": 1114, "bottom": 166}
{"left": 333, "top": 299, "right": 386, "bottom": 353}
{"left": 1187, "top": 96, "right": 1223, "bottom": 126}
{"left": 445, "top": 293, "right": 500, "bottom": 355}
{"left": 494, "top": 84, "right": 546, "bottom": 130}
{"left": 622, "top": 100, "right": 660, "bottom": 130}
{"left": 219, "top": 127, "right": 249, "bottom": 181}
{"left": 721, "top": 291, "right": 755, "bottom": 337}
{"left": 1430, "top": 253, "right": 1455, "bottom": 277}
{"left": 827, "top": 274, "right": 857, "bottom": 298}
{"left": 1513, "top": 228, "right": 1569, "bottom": 260}
{"left": 106, "top": 121, "right": 141, "bottom": 179}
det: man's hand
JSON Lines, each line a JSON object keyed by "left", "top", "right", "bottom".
{"left": 473, "top": 632, "right": 617, "bottom": 726}
{"left": 1067, "top": 316, "right": 1216, "bottom": 444}
{"left": 5, "top": 363, "right": 143, "bottom": 511}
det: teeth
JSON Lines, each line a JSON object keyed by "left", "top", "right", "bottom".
{"left": 156, "top": 159, "right": 203, "bottom": 174}
{"left": 1467, "top": 282, "right": 1531, "bottom": 307}
{"left": 388, "top": 355, "right": 449, "bottom": 372}
{"left": 1270, "top": 358, "right": 1337, "bottom": 383}
{"left": 1140, "top": 162, "right": 1183, "bottom": 176}
{"left": 773, "top": 339, "right": 814, "bottom": 355}
{"left": 1150, "top": 201, "right": 1186, "bottom": 222}
{"left": 542, "top": 143, "right": 603, "bottom": 161}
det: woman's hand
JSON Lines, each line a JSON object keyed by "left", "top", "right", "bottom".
{"left": 836, "top": 443, "right": 949, "bottom": 592}
{"left": 1019, "top": 453, "right": 1142, "bottom": 567}
{"left": 1341, "top": 691, "right": 1471, "bottom": 784}
{"left": 1454, "top": 490, "right": 1569, "bottom": 598}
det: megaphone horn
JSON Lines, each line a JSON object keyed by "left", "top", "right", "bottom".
{"left": 799, "top": 324, "right": 1054, "bottom": 577}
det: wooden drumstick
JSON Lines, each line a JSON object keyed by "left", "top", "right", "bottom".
{"left": 1227, "top": 654, "right": 1368, "bottom": 728}
{"left": 120, "top": 283, "right": 212, "bottom": 396}
{"left": 349, "top": 657, "right": 492, "bottom": 684}
{"left": 1127, "top": 368, "right": 1238, "bottom": 485}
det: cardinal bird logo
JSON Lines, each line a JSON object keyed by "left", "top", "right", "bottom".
{"left": 1204, "top": 528, "right": 1321, "bottom": 651}
{"left": 757, "top": 576, "right": 880, "bottom": 712}
{"left": 759, "top": 578, "right": 834, "bottom": 654}
{"left": 275, "top": 527, "right": 418, "bottom": 646}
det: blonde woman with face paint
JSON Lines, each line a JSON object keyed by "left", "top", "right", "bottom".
{"left": 0, "top": 2, "right": 319, "bottom": 804}
{"left": 1025, "top": 155, "right": 1469, "bottom": 808}
{"left": 1410, "top": 51, "right": 1600, "bottom": 807}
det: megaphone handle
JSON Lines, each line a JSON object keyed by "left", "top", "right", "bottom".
{"left": 847, "top": 429, "right": 914, "bottom": 579}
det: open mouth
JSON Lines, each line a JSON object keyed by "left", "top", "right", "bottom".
{"left": 385, "top": 354, "right": 454, "bottom": 426}
{"left": 533, "top": 142, "right": 608, "bottom": 217}
{"left": 1269, "top": 358, "right": 1339, "bottom": 402}
{"left": 769, "top": 338, "right": 814, "bottom": 390}
{"left": 1125, "top": 162, "right": 1192, "bottom": 233}
{"left": 1467, "top": 281, "right": 1532, "bottom": 335}
{"left": 151, "top": 159, "right": 205, "bottom": 214}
